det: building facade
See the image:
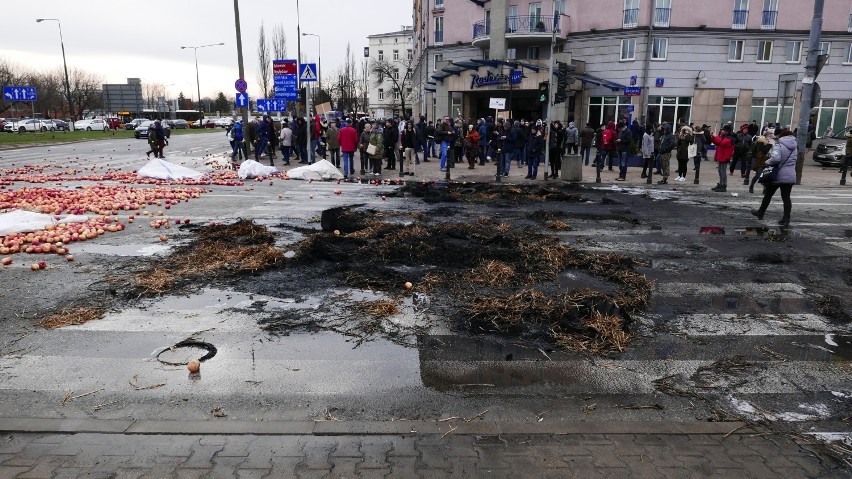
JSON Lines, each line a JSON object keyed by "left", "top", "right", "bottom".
{"left": 367, "top": 29, "right": 415, "bottom": 119}
{"left": 413, "top": 0, "right": 852, "bottom": 135}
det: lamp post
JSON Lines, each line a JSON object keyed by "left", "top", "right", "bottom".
{"left": 180, "top": 43, "right": 225, "bottom": 115}
{"left": 302, "top": 32, "right": 322, "bottom": 93}
{"left": 36, "top": 18, "right": 74, "bottom": 125}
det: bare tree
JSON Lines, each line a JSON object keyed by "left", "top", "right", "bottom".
{"left": 143, "top": 83, "right": 166, "bottom": 110}
{"left": 358, "top": 58, "right": 369, "bottom": 115}
{"left": 256, "top": 22, "right": 271, "bottom": 98}
{"left": 370, "top": 57, "right": 413, "bottom": 118}
{"left": 271, "top": 24, "right": 287, "bottom": 60}
{"left": 67, "top": 68, "right": 103, "bottom": 119}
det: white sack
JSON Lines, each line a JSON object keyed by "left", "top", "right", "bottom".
{"left": 237, "top": 159, "right": 280, "bottom": 179}
{"left": 286, "top": 159, "right": 343, "bottom": 181}
{"left": 137, "top": 158, "right": 205, "bottom": 180}
{"left": 0, "top": 210, "right": 90, "bottom": 236}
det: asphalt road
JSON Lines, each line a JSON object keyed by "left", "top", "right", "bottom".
{"left": 0, "top": 135, "right": 850, "bottom": 476}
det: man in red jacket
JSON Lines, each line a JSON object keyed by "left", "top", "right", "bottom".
{"left": 338, "top": 120, "right": 359, "bottom": 179}
{"left": 711, "top": 125, "right": 734, "bottom": 192}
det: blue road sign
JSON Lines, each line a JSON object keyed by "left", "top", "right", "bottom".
{"left": 510, "top": 70, "right": 522, "bottom": 83}
{"left": 623, "top": 87, "right": 642, "bottom": 96}
{"left": 3, "top": 86, "right": 37, "bottom": 101}
{"left": 235, "top": 79, "right": 247, "bottom": 93}
{"left": 257, "top": 99, "right": 287, "bottom": 112}
{"left": 656, "top": 77, "right": 665, "bottom": 87}
{"left": 628, "top": 105, "right": 635, "bottom": 112}
{"left": 235, "top": 92, "right": 249, "bottom": 108}
{"left": 299, "top": 63, "right": 318, "bottom": 83}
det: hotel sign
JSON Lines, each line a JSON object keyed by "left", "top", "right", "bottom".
{"left": 471, "top": 70, "right": 523, "bottom": 89}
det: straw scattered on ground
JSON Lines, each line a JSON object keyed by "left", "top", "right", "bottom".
{"left": 41, "top": 307, "right": 104, "bottom": 330}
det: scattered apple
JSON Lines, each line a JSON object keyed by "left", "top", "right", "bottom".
{"left": 1, "top": 257, "right": 11, "bottom": 266}
{"left": 404, "top": 281, "right": 413, "bottom": 291}
{"left": 159, "top": 235, "right": 168, "bottom": 242}
{"left": 187, "top": 359, "right": 201, "bottom": 373}
{"left": 66, "top": 254, "right": 74, "bottom": 261}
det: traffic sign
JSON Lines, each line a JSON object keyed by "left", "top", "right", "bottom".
{"left": 623, "top": 87, "right": 642, "bottom": 96}
{"left": 235, "top": 79, "right": 247, "bottom": 93}
{"left": 235, "top": 92, "right": 249, "bottom": 108}
{"left": 273, "top": 59, "right": 299, "bottom": 101}
{"left": 299, "top": 63, "right": 318, "bottom": 83}
{"left": 257, "top": 99, "right": 287, "bottom": 112}
{"left": 273, "top": 59, "right": 297, "bottom": 75}
{"left": 3, "top": 86, "right": 37, "bottom": 101}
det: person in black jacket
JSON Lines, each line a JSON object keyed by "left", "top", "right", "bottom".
{"left": 382, "top": 119, "right": 398, "bottom": 170}
{"left": 425, "top": 121, "right": 436, "bottom": 159}
{"left": 616, "top": 121, "right": 633, "bottom": 181}
{"left": 415, "top": 116, "right": 428, "bottom": 163}
{"left": 548, "top": 121, "right": 566, "bottom": 179}
{"left": 525, "top": 126, "right": 544, "bottom": 179}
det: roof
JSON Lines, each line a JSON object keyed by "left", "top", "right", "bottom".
{"left": 367, "top": 29, "right": 414, "bottom": 38}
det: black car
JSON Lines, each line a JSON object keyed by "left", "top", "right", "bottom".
{"left": 134, "top": 120, "right": 172, "bottom": 139}
{"left": 52, "top": 120, "right": 69, "bottom": 131}
{"left": 171, "top": 119, "right": 189, "bottom": 129}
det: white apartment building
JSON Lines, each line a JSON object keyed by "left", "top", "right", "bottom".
{"left": 366, "top": 28, "right": 415, "bottom": 119}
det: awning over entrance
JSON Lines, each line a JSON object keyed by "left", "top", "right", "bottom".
{"left": 431, "top": 59, "right": 542, "bottom": 83}
{"left": 569, "top": 73, "right": 627, "bottom": 92}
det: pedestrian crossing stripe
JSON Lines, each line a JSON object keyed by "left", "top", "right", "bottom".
{"left": 300, "top": 64, "right": 318, "bottom": 82}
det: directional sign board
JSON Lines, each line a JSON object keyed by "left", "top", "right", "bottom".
{"left": 273, "top": 59, "right": 299, "bottom": 100}
{"left": 235, "top": 92, "right": 249, "bottom": 108}
{"left": 299, "top": 63, "right": 318, "bottom": 83}
{"left": 256, "top": 99, "right": 287, "bottom": 112}
{"left": 235, "top": 79, "right": 247, "bottom": 93}
{"left": 3, "top": 86, "right": 37, "bottom": 101}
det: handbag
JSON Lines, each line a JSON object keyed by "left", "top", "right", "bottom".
{"left": 757, "top": 148, "right": 794, "bottom": 184}
{"left": 366, "top": 144, "right": 377, "bottom": 155}
{"left": 687, "top": 144, "right": 697, "bottom": 158}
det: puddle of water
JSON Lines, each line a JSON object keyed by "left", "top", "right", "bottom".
{"left": 69, "top": 243, "right": 171, "bottom": 257}
{"left": 558, "top": 270, "right": 619, "bottom": 293}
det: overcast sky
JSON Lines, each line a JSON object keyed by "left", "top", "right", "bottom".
{"left": 1, "top": 0, "right": 411, "bottom": 101}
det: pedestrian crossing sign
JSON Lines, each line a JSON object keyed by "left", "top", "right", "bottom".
{"left": 299, "top": 63, "right": 318, "bottom": 83}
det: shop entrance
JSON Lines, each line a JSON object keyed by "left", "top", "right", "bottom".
{"left": 470, "top": 92, "right": 543, "bottom": 122}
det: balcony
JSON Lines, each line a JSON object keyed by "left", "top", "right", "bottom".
{"left": 761, "top": 10, "right": 778, "bottom": 30}
{"left": 732, "top": 9, "right": 748, "bottom": 29}
{"left": 654, "top": 7, "right": 671, "bottom": 28}
{"left": 472, "top": 15, "right": 567, "bottom": 48}
{"left": 623, "top": 8, "right": 639, "bottom": 28}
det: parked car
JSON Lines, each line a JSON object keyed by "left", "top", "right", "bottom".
{"left": 812, "top": 126, "right": 851, "bottom": 167}
{"left": 4, "top": 119, "right": 50, "bottom": 133}
{"left": 171, "top": 119, "right": 189, "bottom": 129}
{"left": 214, "top": 117, "right": 233, "bottom": 128}
{"left": 74, "top": 119, "right": 110, "bottom": 131}
{"left": 124, "top": 118, "right": 148, "bottom": 130}
{"left": 105, "top": 118, "right": 120, "bottom": 130}
{"left": 41, "top": 120, "right": 57, "bottom": 131}
{"left": 134, "top": 120, "right": 171, "bottom": 139}
{"left": 0, "top": 118, "right": 11, "bottom": 132}
{"left": 52, "top": 119, "right": 69, "bottom": 131}
{"left": 191, "top": 118, "right": 216, "bottom": 129}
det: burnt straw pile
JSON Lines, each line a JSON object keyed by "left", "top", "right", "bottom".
{"left": 394, "top": 182, "right": 586, "bottom": 204}
{"left": 112, "top": 220, "right": 284, "bottom": 298}
{"left": 297, "top": 207, "right": 651, "bottom": 354}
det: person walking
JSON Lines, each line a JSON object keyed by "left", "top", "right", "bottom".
{"left": 337, "top": 120, "right": 358, "bottom": 179}
{"left": 464, "top": 125, "right": 480, "bottom": 169}
{"left": 600, "top": 121, "right": 618, "bottom": 171}
{"left": 153, "top": 119, "right": 166, "bottom": 159}
{"left": 730, "top": 124, "right": 753, "bottom": 177}
{"left": 580, "top": 123, "right": 595, "bottom": 166}
{"left": 145, "top": 121, "right": 158, "bottom": 159}
{"left": 278, "top": 120, "right": 293, "bottom": 165}
{"left": 751, "top": 129, "right": 798, "bottom": 226}
{"left": 711, "top": 125, "right": 735, "bottom": 192}
{"left": 401, "top": 121, "right": 417, "bottom": 176}
{"left": 657, "top": 124, "right": 675, "bottom": 185}
{"left": 748, "top": 134, "right": 773, "bottom": 193}
{"left": 436, "top": 117, "right": 453, "bottom": 171}
{"left": 641, "top": 125, "right": 654, "bottom": 178}
{"left": 674, "top": 126, "right": 693, "bottom": 182}
{"left": 255, "top": 116, "right": 272, "bottom": 165}
{"left": 358, "top": 123, "right": 372, "bottom": 176}
{"left": 326, "top": 121, "right": 340, "bottom": 168}
{"left": 615, "top": 121, "right": 633, "bottom": 181}
{"left": 228, "top": 119, "right": 244, "bottom": 168}
{"left": 382, "top": 119, "right": 398, "bottom": 170}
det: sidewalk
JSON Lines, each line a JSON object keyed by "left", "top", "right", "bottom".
{"left": 0, "top": 420, "right": 843, "bottom": 478}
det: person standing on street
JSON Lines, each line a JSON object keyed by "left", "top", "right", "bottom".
{"left": 580, "top": 123, "right": 594, "bottom": 166}
{"left": 600, "top": 121, "right": 618, "bottom": 171}
{"left": 464, "top": 125, "right": 480, "bottom": 170}
{"left": 549, "top": 121, "right": 565, "bottom": 179}
{"left": 657, "top": 124, "right": 675, "bottom": 185}
{"left": 369, "top": 122, "right": 384, "bottom": 176}
{"left": 153, "top": 119, "right": 166, "bottom": 159}
{"left": 338, "top": 120, "right": 359, "bottom": 179}
{"left": 401, "top": 121, "right": 417, "bottom": 176}
{"left": 382, "top": 119, "right": 398, "bottom": 170}
{"left": 674, "top": 126, "right": 693, "bottom": 182}
{"left": 751, "top": 129, "right": 798, "bottom": 226}
{"left": 278, "top": 120, "right": 293, "bottom": 165}
{"left": 326, "top": 120, "right": 341, "bottom": 168}
{"left": 425, "top": 121, "right": 436, "bottom": 159}
{"left": 525, "top": 126, "right": 543, "bottom": 179}
{"left": 615, "top": 121, "right": 632, "bottom": 181}
{"left": 564, "top": 121, "right": 579, "bottom": 156}
{"left": 229, "top": 119, "right": 244, "bottom": 168}
{"left": 437, "top": 117, "right": 453, "bottom": 171}
{"left": 748, "top": 134, "right": 773, "bottom": 193}
{"left": 711, "top": 125, "right": 734, "bottom": 192}
{"left": 641, "top": 126, "right": 654, "bottom": 178}
{"left": 255, "top": 116, "right": 272, "bottom": 165}
{"left": 358, "top": 123, "right": 372, "bottom": 175}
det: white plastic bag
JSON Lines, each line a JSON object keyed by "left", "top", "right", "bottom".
{"left": 0, "top": 210, "right": 89, "bottom": 236}
{"left": 286, "top": 159, "right": 344, "bottom": 181}
{"left": 137, "top": 158, "right": 205, "bottom": 180}
{"left": 237, "top": 160, "right": 280, "bottom": 179}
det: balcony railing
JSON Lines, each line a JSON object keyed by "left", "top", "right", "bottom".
{"left": 761, "top": 10, "right": 778, "bottom": 30}
{"left": 654, "top": 7, "right": 671, "bottom": 27}
{"left": 732, "top": 9, "right": 748, "bottom": 29}
{"left": 623, "top": 8, "right": 639, "bottom": 28}
{"left": 473, "top": 15, "right": 564, "bottom": 42}
{"left": 473, "top": 19, "right": 490, "bottom": 39}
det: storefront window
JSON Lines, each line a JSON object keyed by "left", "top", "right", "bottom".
{"left": 721, "top": 97, "right": 738, "bottom": 125}
{"left": 811, "top": 99, "right": 850, "bottom": 137}
{"left": 646, "top": 96, "right": 691, "bottom": 126}
{"left": 588, "top": 96, "right": 633, "bottom": 128}
{"left": 751, "top": 98, "right": 793, "bottom": 129}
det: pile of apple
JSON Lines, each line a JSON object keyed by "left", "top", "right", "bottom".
{"left": 0, "top": 185, "right": 208, "bottom": 216}
{"left": 0, "top": 215, "right": 126, "bottom": 268}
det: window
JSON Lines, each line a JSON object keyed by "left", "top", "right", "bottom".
{"left": 812, "top": 100, "right": 850, "bottom": 136}
{"left": 434, "top": 53, "right": 443, "bottom": 64}
{"left": 393, "top": 68, "right": 400, "bottom": 80}
{"left": 761, "top": 0, "right": 778, "bottom": 30}
{"left": 407, "top": 49, "right": 412, "bottom": 60}
{"left": 752, "top": 97, "right": 793, "bottom": 128}
{"left": 434, "top": 16, "right": 444, "bottom": 43}
{"left": 378, "top": 71, "right": 384, "bottom": 83}
{"left": 757, "top": 40, "right": 773, "bottom": 62}
{"left": 623, "top": 0, "right": 640, "bottom": 28}
{"left": 845, "top": 43, "right": 852, "bottom": 64}
{"left": 722, "top": 98, "right": 738, "bottom": 125}
{"left": 621, "top": 38, "right": 636, "bottom": 60}
{"left": 378, "top": 50, "right": 384, "bottom": 61}
{"left": 555, "top": 0, "right": 566, "bottom": 14}
{"left": 647, "top": 96, "right": 692, "bottom": 126}
{"left": 393, "top": 50, "right": 399, "bottom": 61}
{"left": 786, "top": 41, "right": 802, "bottom": 63}
{"left": 529, "top": 2, "right": 542, "bottom": 28}
{"left": 818, "top": 41, "right": 831, "bottom": 65}
{"left": 528, "top": 46, "right": 540, "bottom": 59}
{"left": 651, "top": 37, "right": 668, "bottom": 60}
{"left": 507, "top": 48, "right": 517, "bottom": 59}
{"left": 733, "top": 0, "right": 749, "bottom": 29}
{"left": 587, "top": 96, "right": 634, "bottom": 128}
{"left": 728, "top": 40, "right": 744, "bottom": 61}
{"left": 654, "top": 0, "right": 671, "bottom": 28}
{"left": 378, "top": 89, "right": 384, "bottom": 101}
{"left": 393, "top": 89, "right": 400, "bottom": 101}
{"left": 434, "top": 0, "right": 443, "bottom": 7}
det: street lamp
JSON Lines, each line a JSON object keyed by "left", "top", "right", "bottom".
{"left": 180, "top": 43, "right": 225, "bottom": 114}
{"left": 302, "top": 32, "right": 322, "bottom": 92}
{"left": 36, "top": 18, "right": 74, "bottom": 125}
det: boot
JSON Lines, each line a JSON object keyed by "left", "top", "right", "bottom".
{"left": 751, "top": 209, "right": 764, "bottom": 220}
{"left": 778, "top": 217, "right": 790, "bottom": 226}
{"left": 657, "top": 178, "right": 668, "bottom": 185}
{"left": 711, "top": 185, "right": 727, "bottom": 192}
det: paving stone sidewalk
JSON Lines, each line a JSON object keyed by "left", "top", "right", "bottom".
{"left": 1, "top": 430, "right": 846, "bottom": 478}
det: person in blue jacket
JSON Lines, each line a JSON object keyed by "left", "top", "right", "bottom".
{"left": 255, "top": 116, "right": 272, "bottom": 165}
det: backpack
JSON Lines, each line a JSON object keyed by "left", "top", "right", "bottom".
{"left": 735, "top": 133, "right": 752, "bottom": 153}
{"left": 601, "top": 129, "right": 616, "bottom": 150}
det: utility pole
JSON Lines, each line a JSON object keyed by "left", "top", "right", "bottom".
{"left": 233, "top": 0, "right": 249, "bottom": 155}
{"left": 795, "top": 0, "right": 824, "bottom": 185}
{"left": 543, "top": 0, "right": 557, "bottom": 181}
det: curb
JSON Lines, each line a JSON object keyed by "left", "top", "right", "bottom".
{"left": 0, "top": 418, "right": 750, "bottom": 436}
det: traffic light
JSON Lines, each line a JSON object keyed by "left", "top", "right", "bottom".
{"left": 298, "top": 87, "right": 306, "bottom": 103}
{"left": 538, "top": 81, "right": 549, "bottom": 104}
{"left": 554, "top": 61, "right": 576, "bottom": 105}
